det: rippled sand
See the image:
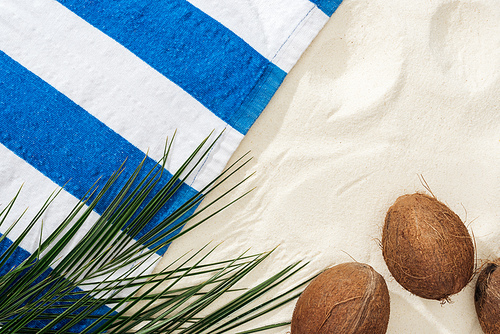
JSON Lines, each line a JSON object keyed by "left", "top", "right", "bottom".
{"left": 160, "top": 0, "right": 500, "bottom": 332}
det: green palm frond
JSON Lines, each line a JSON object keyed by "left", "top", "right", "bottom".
{"left": 0, "top": 133, "right": 309, "bottom": 333}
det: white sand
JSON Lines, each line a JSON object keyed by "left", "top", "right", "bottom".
{"left": 159, "top": 0, "right": 500, "bottom": 332}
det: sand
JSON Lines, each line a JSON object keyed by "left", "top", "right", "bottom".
{"left": 158, "top": 0, "right": 500, "bottom": 332}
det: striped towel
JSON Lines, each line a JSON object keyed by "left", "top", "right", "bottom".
{"left": 0, "top": 0, "right": 341, "bottom": 330}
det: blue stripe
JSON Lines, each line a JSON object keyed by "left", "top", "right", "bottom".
{"left": 233, "top": 65, "right": 286, "bottom": 134}
{"left": 309, "top": 0, "right": 343, "bottom": 16}
{"left": 0, "top": 51, "right": 198, "bottom": 256}
{"left": 0, "top": 234, "right": 112, "bottom": 332}
{"left": 55, "top": 0, "right": 286, "bottom": 135}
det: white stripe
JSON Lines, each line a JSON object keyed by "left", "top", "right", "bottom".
{"left": 186, "top": 0, "right": 329, "bottom": 72}
{"left": 271, "top": 7, "right": 330, "bottom": 72}
{"left": 0, "top": 144, "right": 99, "bottom": 256}
{"left": 0, "top": 0, "right": 244, "bottom": 191}
{"left": 0, "top": 144, "right": 161, "bottom": 295}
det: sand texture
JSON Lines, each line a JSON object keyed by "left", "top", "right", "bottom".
{"left": 158, "top": 0, "right": 500, "bottom": 332}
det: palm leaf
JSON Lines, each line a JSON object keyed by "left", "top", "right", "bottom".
{"left": 0, "top": 133, "right": 309, "bottom": 333}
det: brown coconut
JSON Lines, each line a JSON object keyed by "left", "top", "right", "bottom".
{"left": 475, "top": 258, "right": 500, "bottom": 334}
{"left": 291, "top": 262, "right": 390, "bottom": 334}
{"left": 382, "top": 193, "right": 474, "bottom": 301}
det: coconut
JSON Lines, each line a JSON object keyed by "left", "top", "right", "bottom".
{"left": 475, "top": 258, "right": 500, "bottom": 334}
{"left": 291, "top": 262, "right": 390, "bottom": 334}
{"left": 382, "top": 193, "right": 474, "bottom": 301}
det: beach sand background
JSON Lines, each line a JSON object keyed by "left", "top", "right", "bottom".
{"left": 158, "top": 0, "right": 500, "bottom": 332}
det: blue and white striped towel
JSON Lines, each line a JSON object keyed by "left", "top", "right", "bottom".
{"left": 0, "top": 0, "right": 341, "bottom": 330}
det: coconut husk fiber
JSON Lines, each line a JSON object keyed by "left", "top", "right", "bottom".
{"left": 382, "top": 193, "right": 474, "bottom": 301}
{"left": 291, "top": 262, "right": 390, "bottom": 334}
{"left": 475, "top": 258, "right": 500, "bottom": 334}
